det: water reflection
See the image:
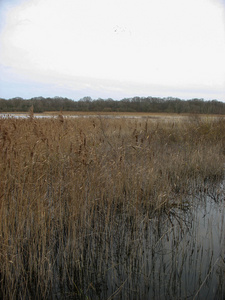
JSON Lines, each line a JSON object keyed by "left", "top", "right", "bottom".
{"left": 0, "top": 113, "right": 141, "bottom": 119}
{"left": 0, "top": 113, "right": 55, "bottom": 119}
{"left": 0, "top": 113, "right": 184, "bottom": 120}
{"left": 63, "top": 184, "right": 224, "bottom": 300}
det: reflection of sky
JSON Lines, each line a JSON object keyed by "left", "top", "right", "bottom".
{"left": 99, "top": 187, "right": 225, "bottom": 299}
{"left": 0, "top": 0, "right": 225, "bottom": 101}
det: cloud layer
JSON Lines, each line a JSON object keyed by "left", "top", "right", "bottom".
{"left": 0, "top": 0, "right": 225, "bottom": 100}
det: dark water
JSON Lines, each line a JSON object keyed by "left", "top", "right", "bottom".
{"left": 65, "top": 182, "right": 224, "bottom": 300}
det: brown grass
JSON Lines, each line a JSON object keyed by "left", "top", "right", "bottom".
{"left": 0, "top": 115, "right": 224, "bottom": 299}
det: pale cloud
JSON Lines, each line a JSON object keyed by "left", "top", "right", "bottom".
{"left": 0, "top": 0, "right": 225, "bottom": 100}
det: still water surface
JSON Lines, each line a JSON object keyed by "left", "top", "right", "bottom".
{"left": 74, "top": 183, "right": 225, "bottom": 300}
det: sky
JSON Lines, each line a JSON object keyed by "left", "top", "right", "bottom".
{"left": 0, "top": 0, "right": 225, "bottom": 101}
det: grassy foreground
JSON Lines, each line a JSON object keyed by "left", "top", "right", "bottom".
{"left": 0, "top": 115, "right": 224, "bottom": 299}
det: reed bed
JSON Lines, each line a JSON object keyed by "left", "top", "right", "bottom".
{"left": 0, "top": 115, "right": 224, "bottom": 299}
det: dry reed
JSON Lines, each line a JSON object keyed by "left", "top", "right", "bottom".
{"left": 0, "top": 115, "right": 224, "bottom": 299}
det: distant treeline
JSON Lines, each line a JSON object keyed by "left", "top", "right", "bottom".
{"left": 0, "top": 96, "right": 225, "bottom": 114}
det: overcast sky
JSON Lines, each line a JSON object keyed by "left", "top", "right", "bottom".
{"left": 0, "top": 0, "right": 225, "bottom": 101}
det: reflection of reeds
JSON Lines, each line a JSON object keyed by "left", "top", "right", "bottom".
{"left": 0, "top": 115, "right": 224, "bottom": 299}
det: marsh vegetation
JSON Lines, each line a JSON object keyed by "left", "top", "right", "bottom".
{"left": 0, "top": 114, "right": 224, "bottom": 299}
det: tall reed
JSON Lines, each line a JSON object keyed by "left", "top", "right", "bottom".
{"left": 0, "top": 115, "right": 224, "bottom": 299}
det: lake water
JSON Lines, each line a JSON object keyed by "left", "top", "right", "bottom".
{"left": 55, "top": 180, "right": 225, "bottom": 300}
{"left": 0, "top": 113, "right": 187, "bottom": 121}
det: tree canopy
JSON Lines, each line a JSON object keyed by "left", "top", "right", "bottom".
{"left": 0, "top": 96, "right": 224, "bottom": 114}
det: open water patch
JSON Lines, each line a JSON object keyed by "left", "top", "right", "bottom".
{"left": 51, "top": 181, "right": 225, "bottom": 299}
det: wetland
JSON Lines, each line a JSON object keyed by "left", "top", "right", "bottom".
{"left": 0, "top": 114, "right": 224, "bottom": 299}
